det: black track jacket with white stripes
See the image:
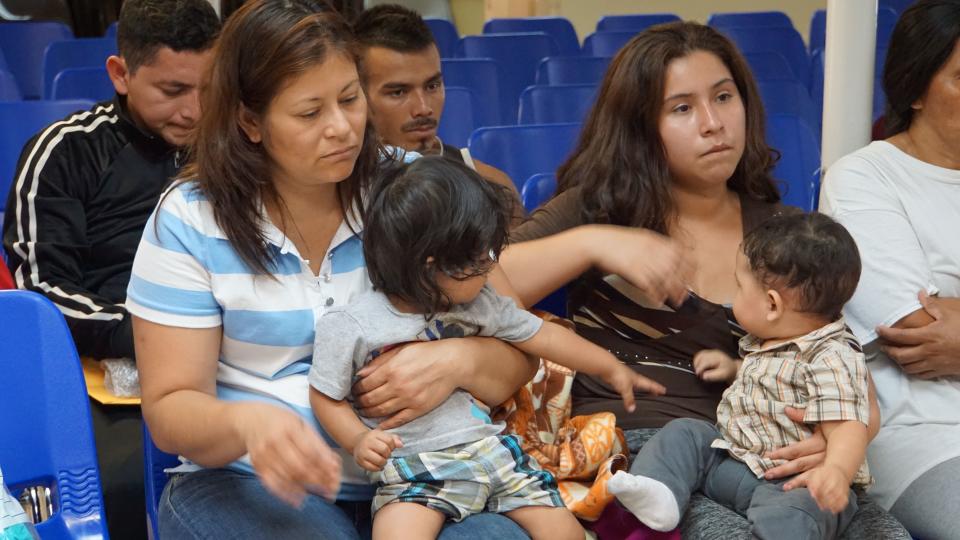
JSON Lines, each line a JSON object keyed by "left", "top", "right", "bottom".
{"left": 3, "top": 95, "right": 180, "bottom": 359}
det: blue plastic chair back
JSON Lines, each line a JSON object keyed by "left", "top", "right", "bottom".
{"left": 437, "top": 86, "right": 479, "bottom": 149}
{"left": 519, "top": 172, "right": 566, "bottom": 316}
{"left": 105, "top": 21, "right": 118, "bottom": 38}
{"left": 521, "top": 172, "right": 557, "bottom": 212}
{"left": 441, "top": 58, "right": 501, "bottom": 126}
{"left": 720, "top": 26, "right": 810, "bottom": 86}
{"left": 742, "top": 51, "right": 797, "bottom": 82}
{"left": 51, "top": 67, "right": 114, "bottom": 101}
{"left": 0, "top": 21, "right": 74, "bottom": 98}
{"left": 809, "top": 7, "right": 898, "bottom": 54}
{"left": 535, "top": 55, "right": 611, "bottom": 85}
{"left": 0, "top": 69, "right": 20, "bottom": 101}
{"left": 468, "top": 123, "right": 580, "bottom": 191}
{"left": 880, "top": 0, "right": 914, "bottom": 14}
{"left": 757, "top": 79, "right": 820, "bottom": 135}
{"left": 582, "top": 31, "right": 638, "bottom": 57}
{"left": 425, "top": 18, "right": 458, "bottom": 58}
{"left": 483, "top": 17, "right": 579, "bottom": 56}
{"left": 595, "top": 13, "right": 680, "bottom": 32}
{"left": 518, "top": 84, "right": 597, "bottom": 125}
{"left": 457, "top": 33, "right": 558, "bottom": 124}
{"left": 766, "top": 113, "right": 821, "bottom": 211}
{"left": 0, "top": 290, "right": 109, "bottom": 539}
{"left": 43, "top": 38, "right": 117, "bottom": 98}
{"left": 708, "top": 11, "right": 794, "bottom": 29}
{"left": 0, "top": 49, "right": 8, "bottom": 74}
{"left": 0, "top": 100, "right": 96, "bottom": 213}
{"left": 143, "top": 423, "right": 178, "bottom": 540}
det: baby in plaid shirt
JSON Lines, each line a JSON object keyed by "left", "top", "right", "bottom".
{"left": 309, "top": 157, "right": 665, "bottom": 540}
{"left": 608, "top": 212, "right": 871, "bottom": 539}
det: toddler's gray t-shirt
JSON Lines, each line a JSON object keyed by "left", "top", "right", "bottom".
{"left": 308, "top": 284, "right": 543, "bottom": 456}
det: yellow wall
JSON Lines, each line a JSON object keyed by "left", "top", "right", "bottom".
{"left": 450, "top": 0, "right": 828, "bottom": 44}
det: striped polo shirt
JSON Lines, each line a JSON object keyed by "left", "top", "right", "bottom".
{"left": 126, "top": 181, "right": 376, "bottom": 500}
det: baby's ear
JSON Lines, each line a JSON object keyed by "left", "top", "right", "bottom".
{"left": 765, "top": 289, "right": 786, "bottom": 322}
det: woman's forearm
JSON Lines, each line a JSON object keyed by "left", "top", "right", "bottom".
{"left": 500, "top": 226, "right": 597, "bottom": 307}
{"left": 146, "top": 389, "right": 251, "bottom": 467}
{"left": 455, "top": 336, "right": 538, "bottom": 406}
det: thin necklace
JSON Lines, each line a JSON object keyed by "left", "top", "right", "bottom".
{"left": 278, "top": 197, "right": 312, "bottom": 265}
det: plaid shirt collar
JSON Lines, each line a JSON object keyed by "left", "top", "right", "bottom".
{"left": 739, "top": 317, "right": 849, "bottom": 356}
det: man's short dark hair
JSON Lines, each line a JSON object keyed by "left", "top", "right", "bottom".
{"left": 363, "top": 156, "right": 514, "bottom": 317}
{"left": 742, "top": 212, "right": 861, "bottom": 321}
{"left": 352, "top": 3, "right": 435, "bottom": 52}
{"left": 117, "top": 0, "right": 221, "bottom": 73}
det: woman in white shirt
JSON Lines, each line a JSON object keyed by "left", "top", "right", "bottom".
{"left": 820, "top": 2, "right": 960, "bottom": 537}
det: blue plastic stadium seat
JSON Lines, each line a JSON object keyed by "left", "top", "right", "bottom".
{"left": 519, "top": 172, "right": 566, "bottom": 316}
{"left": 457, "top": 33, "right": 559, "bottom": 125}
{"left": 582, "top": 31, "right": 638, "bottom": 57}
{"left": 766, "top": 113, "right": 821, "bottom": 212}
{"left": 742, "top": 51, "right": 798, "bottom": 82}
{"left": 437, "top": 86, "right": 478, "bottom": 149}
{"left": 424, "top": 18, "right": 458, "bottom": 58}
{"left": 51, "top": 68, "right": 115, "bottom": 101}
{"left": 441, "top": 58, "right": 501, "bottom": 126}
{"left": 143, "top": 423, "right": 178, "bottom": 540}
{"left": 708, "top": 11, "right": 794, "bottom": 29}
{"left": 483, "top": 17, "right": 579, "bottom": 56}
{"left": 43, "top": 38, "right": 117, "bottom": 98}
{"left": 595, "top": 13, "right": 680, "bottom": 33}
{"left": 105, "top": 21, "right": 118, "bottom": 38}
{"left": 809, "top": 7, "right": 899, "bottom": 55}
{"left": 0, "top": 21, "right": 74, "bottom": 99}
{"left": 468, "top": 123, "right": 580, "bottom": 191}
{"left": 0, "top": 100, "right": 96, "bottom": 214}
{"left": 0, "top": 69, "right": 20, "bottom": 101}
{"left": 520, "top": 172, "right": 557, "bottom": 213}
{"left": 535, "top": 56, "right": 611, "bottom": 85}
{"left": 518, "top": 84, "right": 597, "bottom": 125}
{"left": 757, "top": 79, "right": 821, "bottom": 135}
{"left": 0, "top": 290, "right": 109, "bottom": 539}
{"left": 720, "top": 26, "right": 811, "bottom": 86}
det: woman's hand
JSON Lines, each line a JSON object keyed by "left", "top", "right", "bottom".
{"left": 877, "top": 291, "right": 960, "bottom": 379}
{"left": 232, "top": 402, "right": 342, "bottom": 508}
{"left": 693, "top": 350, "right": 740, "bottom": 383}
{"left": 762, "top": 406, "right": 826, "bottom": 488}
{"left": 585, "top": 225, "right": 690, "bottom": 307}
{"left": 352, "top": 339, "right": 459, "bottom": 429}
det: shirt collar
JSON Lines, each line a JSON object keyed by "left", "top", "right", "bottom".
{"left": 739, "top": 317, "right": 850, "bottom": 355}
{"left": 113, "top": 93, "right": 177, "bottom": 159}
{"left": 259, "top": 200, "right": 364, "bottom": 256}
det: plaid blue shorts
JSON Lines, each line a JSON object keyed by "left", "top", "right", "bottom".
{"left": 372, "top": 434, "right": 564, "bottom": 521}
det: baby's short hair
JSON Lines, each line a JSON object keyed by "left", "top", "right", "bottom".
{"left": 741, "top": 212, "right": 861, "bottom": 320}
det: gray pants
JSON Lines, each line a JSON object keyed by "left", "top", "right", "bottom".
{"left": 629, "top": 418, "right": 858, "bottom": 540}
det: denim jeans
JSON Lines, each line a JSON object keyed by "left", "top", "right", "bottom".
{"left": 158, "top": 468, "right": 529, "bottom": 539}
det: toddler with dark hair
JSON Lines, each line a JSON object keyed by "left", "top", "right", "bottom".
{"left": 308, "top": 156, "right": 665, "bottom": 539}
{"left": 608, "top": 212, "right": 870, "bottom": 540}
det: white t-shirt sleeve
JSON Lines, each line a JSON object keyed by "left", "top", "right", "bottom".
{"left": 125, "top": 185, "right": 223, "bottom": 328}
{"left": 820, "top": 152, "right": 934, "bottom": 343}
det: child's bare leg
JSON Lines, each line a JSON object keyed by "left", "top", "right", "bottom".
{"left": 505, "top": 506, "right": 585, "bottom": 540}
{"left": 372, "top": 502, "right": 446, "bottom": 540}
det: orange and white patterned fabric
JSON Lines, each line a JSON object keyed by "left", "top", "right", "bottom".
{"left": 493, "top": 312, "right": 629, "bottom": 521}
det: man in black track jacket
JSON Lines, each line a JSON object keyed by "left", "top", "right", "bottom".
{"left": 2, "top": 1, "right": 220, "bottom": 538}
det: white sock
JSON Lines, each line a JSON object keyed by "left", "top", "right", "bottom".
{"left": 607, "top": 470, "right": 681, "bottom": 532}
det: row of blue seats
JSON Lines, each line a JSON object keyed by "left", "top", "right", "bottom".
{"left": 0, "top": 35, "right": 115, "bottom": 100}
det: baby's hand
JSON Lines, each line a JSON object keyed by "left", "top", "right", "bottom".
{"left": 601, "top": 363, "right": 666, "bottom": 413}
{"left": 353, "top": 429, "right": 403, "bottom": 472}
{"left": 805, "top": 464, "right": 852, "bottom": 514}
{"left": 693, "top": 349, "right": 739, "bottom": 383}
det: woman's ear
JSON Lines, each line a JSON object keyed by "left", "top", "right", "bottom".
{"left": 105, "top": 55, "right": 129, "bottom": 96}
{"left": 237, "top": 105, "right": 263, "bottom": 143}
{"left": 765, "top": 288, "right": 785, "bottom": 322}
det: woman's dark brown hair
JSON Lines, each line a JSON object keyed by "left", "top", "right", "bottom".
{"left": 557, "top": 21, "right": 780, "bottom": 233}
{"left": 883, "top": 0, "right": 960, "bottom": 136}
{"left": 177, "top": 0, "right": 380, "bottom": 274}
